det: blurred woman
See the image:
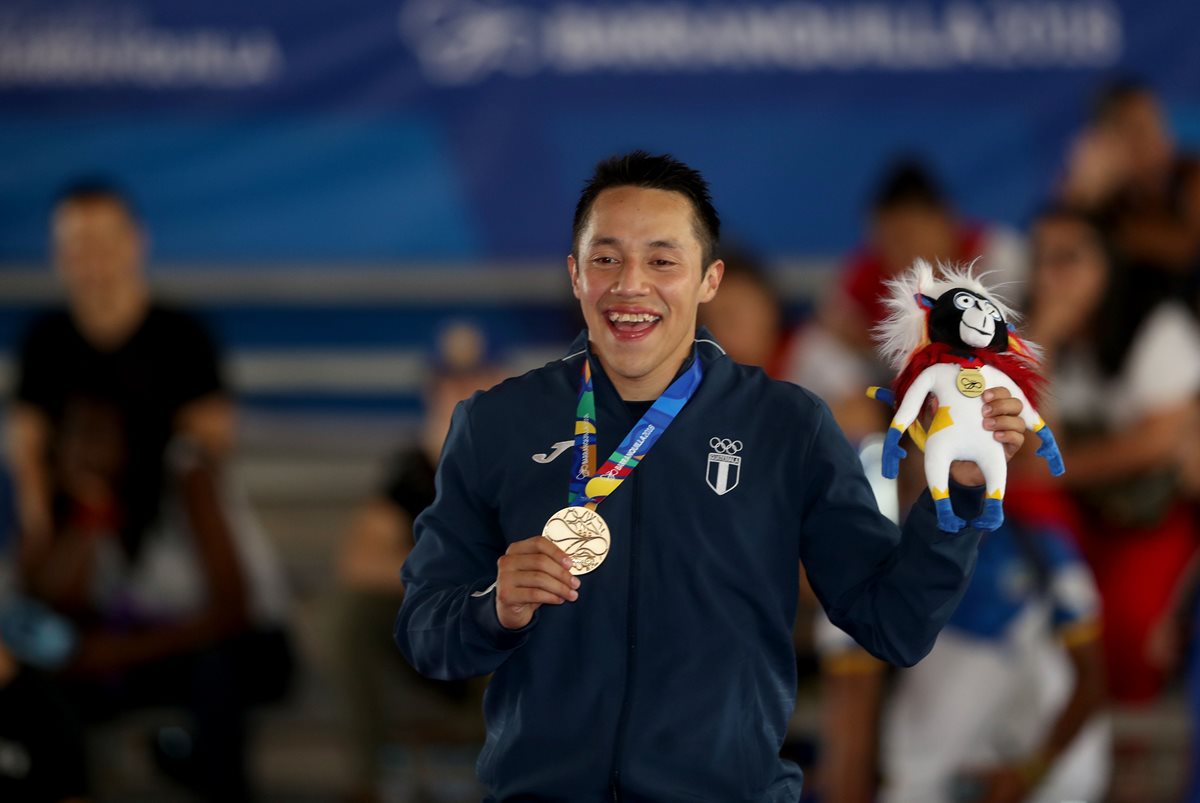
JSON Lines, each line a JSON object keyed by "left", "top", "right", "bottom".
{"left": 1016, "top": 204, "right": 1200, "bottom": 704}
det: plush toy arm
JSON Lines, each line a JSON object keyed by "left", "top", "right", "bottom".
{"left": 866, "top": 386, "right": 895, "bottom": 405}
{"left": 882, "top": 368, "right": 936, "bottom": 479}
{"left": 992, "top": 374, "right": 1066, "bottom": 476}
{"left": 882, "top": 428, "right": 906, "bottom": 479}
{"left": 1035, "top": 426, "right": 1066, "bottom": 476}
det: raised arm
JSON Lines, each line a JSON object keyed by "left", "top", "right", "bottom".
{"left": 799, "top": 399, "right": 984, "bottom": 667}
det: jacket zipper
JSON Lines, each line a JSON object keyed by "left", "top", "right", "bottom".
{"left": 609, "top": 472, "right": 641, "bottom": 801}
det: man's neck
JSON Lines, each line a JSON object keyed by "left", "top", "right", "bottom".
{"left": 597, "top": 343, "right": 692, "bottom": 402}
{"left": 609, "top": 373, "right": 670, "bottom": 402}
{"left": 71, "top": 284, "right": 150, "bottom": 350}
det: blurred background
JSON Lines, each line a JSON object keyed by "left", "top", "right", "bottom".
{"left": 1, "top": 0, "right": 1199, "bottom": 801}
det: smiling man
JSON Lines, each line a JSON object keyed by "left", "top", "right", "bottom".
{"left": 395, "top": 151, "right": 1027, "bottom": 802}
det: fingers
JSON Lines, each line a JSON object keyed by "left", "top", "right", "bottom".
{"left": 505, "top": 533, "right": 572, "bottom": 564}
{"left": 498, "top": 553, "right": 579, "bottom": 598}
{"left": 993, "top": 428, "right": 1025, "bottom": 460}
{"left": 979, "top": 387, "right": 1027, "bottom": 458}
{"left": 501, "top": 570, "right": 579, "bottom": 605}
{"left": 980, "top": 387, "right": 1021, "bottom": 417}
{"left": 495, "top": 534, "right": 582, "bottom": 614}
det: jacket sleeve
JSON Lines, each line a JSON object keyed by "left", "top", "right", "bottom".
{"left": 798, "top": 399, "right": 984, "bottom": 667}
{"left": 394, "top": 400, "right": 535, "bottom": 680}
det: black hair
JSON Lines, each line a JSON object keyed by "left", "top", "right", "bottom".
{"left": 1029, "top": 203, "right": 1150, "bottom": 377}
{"left": 1090, "top": 77, "right": 1154, "bottom": 126}
{"left": 52, "top": 176, "right": 141, "bottom": 223}
{"left": 871, "top": 158, "right": 947, "bottom": 214}
{"left": 572, "top": 150, "right": 721, "bottom": 269}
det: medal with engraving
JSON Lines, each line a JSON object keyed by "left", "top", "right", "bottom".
{"left": 955, "top": 366, "right": 986, "bottom": 398}
{"left": 544, "top": 350, "right": 704, "bottom": 574}
{"left": 542, "top": 506, "right": 611, "bottom": 576}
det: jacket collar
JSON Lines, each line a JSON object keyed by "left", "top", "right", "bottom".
{"left": 562, "top": 326, "right": 726, "bottom": 365}
{"left": 563, "top": 327, "right": 726, "bottom": 414}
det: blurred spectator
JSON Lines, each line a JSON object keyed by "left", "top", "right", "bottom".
{"left": 5, "top": 180, "right": 292, "bottom": 801}
{"left": 323, "top": 322, "right": 502, "bottom": 803}
{"left": 1060, "top": 79, "right": 1200, "bottom": 316}
{"left": 696, "top": 246, "right": 787, "bottom": 374}
{"left": 9, "top": 179, "right": 234, "bottom": 581}
{"left": 784, "top": 159, "right": 1025, "bottom": 443}
{"left": 1018, "top": 204, "right": 1200, "bottom": 703}
{"left": 817, "top": 518, "right": 1110, "bottom": 803}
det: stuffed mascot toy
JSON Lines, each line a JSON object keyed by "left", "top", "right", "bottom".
{"left": 869, "top": 259, "right": 1065, "bottom": 532}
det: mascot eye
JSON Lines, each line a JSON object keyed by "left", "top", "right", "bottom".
{"left": 982, "top": 302, "right": 1001, "bottom": 321}
{"left": 953, "top": 292, "right": 974, "bottom": 310}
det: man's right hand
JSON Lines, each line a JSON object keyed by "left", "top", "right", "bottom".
{"left": 495, "top": 535, "right": 581, "bottom": 630}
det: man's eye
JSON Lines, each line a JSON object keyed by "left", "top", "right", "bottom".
{"left": 591, "top": 256, "right": 618, "bottom": 265}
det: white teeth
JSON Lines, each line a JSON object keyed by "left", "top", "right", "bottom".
{"left": 607, "top": 312, "right": 660, "bottom": 323}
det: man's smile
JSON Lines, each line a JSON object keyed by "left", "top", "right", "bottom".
{"left": 605, "top": 308, "right": 662, "bottom": 340}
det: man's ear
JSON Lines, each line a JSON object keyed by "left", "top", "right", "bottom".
{"left": 567, "top": 254, "right": 581, "bottom": 300}
{"left": 699, "top": 259, "right": 724, "bottom": 303}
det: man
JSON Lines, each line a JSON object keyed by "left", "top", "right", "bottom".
{"left": 395, "top": 152, "right": 1027, "bottom": 801}
{"left": 7, "top": 181, "right": 288, "bottom": 802}
{"left": 9, "top": 180, "right": 233, "bottom": 582}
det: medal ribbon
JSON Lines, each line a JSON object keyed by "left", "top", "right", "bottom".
{"left": 568, "top": 349, "right": 704, "bottom": 509}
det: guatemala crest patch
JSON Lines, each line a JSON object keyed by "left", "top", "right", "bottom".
{"left": 706, "top": 437, "right": 742, "bottom": 496}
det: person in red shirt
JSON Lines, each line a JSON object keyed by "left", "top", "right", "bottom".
{"left": 784, "top": 159, "right": 1026, "bottom": 447}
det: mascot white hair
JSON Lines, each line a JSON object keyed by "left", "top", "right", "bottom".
{"left": 869, "top": 259, "right": 1064, "bottom": 532}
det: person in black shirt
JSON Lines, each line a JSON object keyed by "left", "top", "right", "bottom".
{"left": 6, "top": 180, "right": 288, "bottom": 802}
{"left": 9, "top": 179, "right": 233, "bottom": 586}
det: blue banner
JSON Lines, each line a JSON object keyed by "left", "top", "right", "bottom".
{"left": 1, "top": 0, "right": 1198, "bottom": 263}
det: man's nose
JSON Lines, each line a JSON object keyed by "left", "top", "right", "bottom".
{"left": 611, "top": 262, "right": 649, "bottom": 295}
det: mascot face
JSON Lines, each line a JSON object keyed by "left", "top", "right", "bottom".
{"left": 926, "top": 289, "right": 1008, "bottom": 351}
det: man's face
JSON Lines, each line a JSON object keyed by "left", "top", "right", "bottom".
{"left": 52, "top": 198, "right": 145, "bottom": 302}
{"left": 569, "top": 186, "right": 722, "bottom": 395}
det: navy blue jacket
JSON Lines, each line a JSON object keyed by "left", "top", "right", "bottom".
{"left": 396, "top": 331, "right": 984, "bottom": 802}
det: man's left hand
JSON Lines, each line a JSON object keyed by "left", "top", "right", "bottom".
{"left": 948, "top": 387, "right": 1026, "bottom": 487}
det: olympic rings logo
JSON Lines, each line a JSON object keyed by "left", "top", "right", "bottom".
{"left": 709, "top": 437, "right": 743, "bottom": 454}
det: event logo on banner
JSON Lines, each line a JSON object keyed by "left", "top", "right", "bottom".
{"left": 399, "top": 0, "right": 1124, "bottom": 86}
{"left": 0, "top": 4, "right": 284, "bottom": 87}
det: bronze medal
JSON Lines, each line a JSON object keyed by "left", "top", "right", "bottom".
{"left": 543, "top": 506, "right": 611, "bottom": 575}
{"left": 956, "top": 367, "right": 986, "bottom": 398}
